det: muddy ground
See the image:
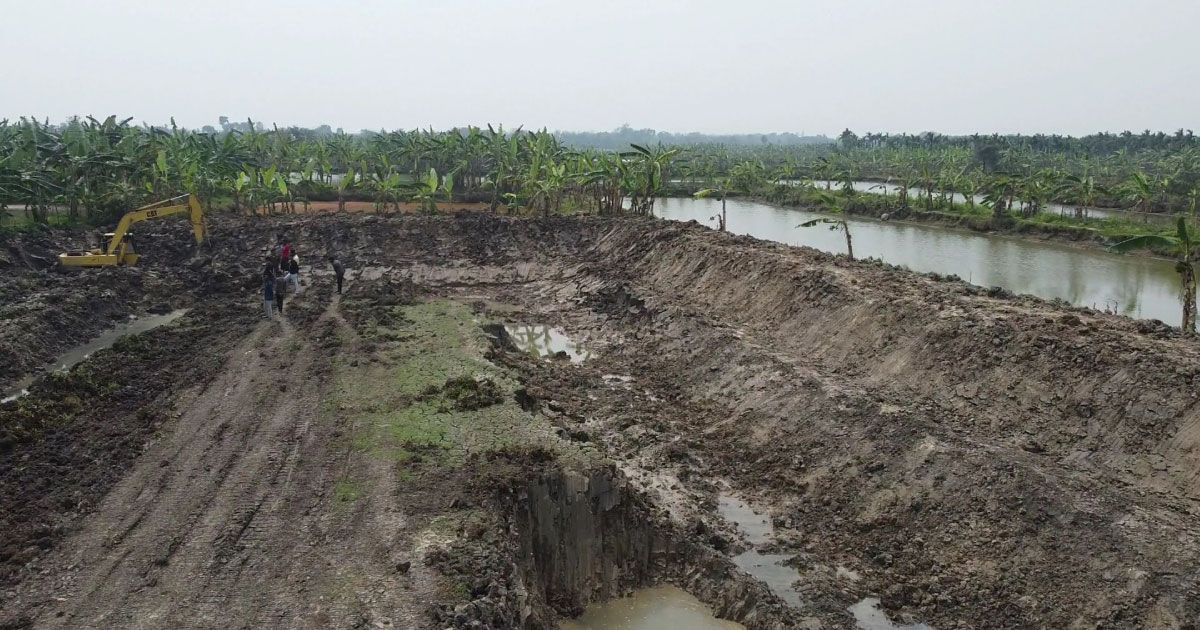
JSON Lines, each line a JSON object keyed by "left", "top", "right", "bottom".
{"left": 2, "top": 213, "right": 1199, "bottom": 629}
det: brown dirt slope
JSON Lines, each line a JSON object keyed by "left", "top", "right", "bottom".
{"left": 575, "top": 220, "right": 1200, "bottom": 627}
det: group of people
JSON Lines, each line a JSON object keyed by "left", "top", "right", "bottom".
{"left": 261, "top": 236, "right": 348, "bottom": 319}
{"left": 262, "top": 239, "right": 301, "bottom": 318}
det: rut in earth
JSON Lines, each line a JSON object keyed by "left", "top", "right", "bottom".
{"left": 18, "top": 288, "right": 431, "bottom": 629}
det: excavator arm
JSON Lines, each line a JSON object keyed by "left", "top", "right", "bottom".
{"left": 59, "top": 194, "right": 207, "bottom": 267}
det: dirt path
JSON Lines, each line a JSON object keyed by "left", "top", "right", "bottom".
{"left": 4, "top": 286, "right": 434, "bottom": 629}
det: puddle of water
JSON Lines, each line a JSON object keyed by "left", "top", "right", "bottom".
{"left": 1, "top": 310, "right": 188, "bottom": 403}
{"left": 836, "top": 565, "right": 862, "bottom": 582}
{"left": 561, "top": 585, "right": 744, "bottom": 630}
{"left": 731, "top": 550, "right": 804, "bottom": 607}
{"left": 849, "top": 597, "right": 933, "bottom": 630}
{"left": 717, "top": 494, "right": 804, "bottom": 607}
{"left": 717, "top": 495, "right": 773, "bottom": 545}
{"left": 504, "top": 324, "right": 592, "bottom": 363}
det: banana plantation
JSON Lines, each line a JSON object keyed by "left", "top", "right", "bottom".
{"left": 672, "top": 131, "right": 1200, "bottom": 222}
{"left": 0, "top": 117, "right": 678, "bottom": 225}
{"left": 4, "top": 116, "right": 1198, "bottom": 230}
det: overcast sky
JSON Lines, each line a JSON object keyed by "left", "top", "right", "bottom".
{"left": 1, "top": 0, "right": 1196, "bottom": 136}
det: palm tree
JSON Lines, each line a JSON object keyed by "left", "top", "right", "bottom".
{"left": 1112, "top": 217, "right": 1198, "bottom": 333}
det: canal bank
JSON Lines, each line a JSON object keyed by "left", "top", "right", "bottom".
{"left": 653, "top": 196, "right": 1186, "bottom": 326}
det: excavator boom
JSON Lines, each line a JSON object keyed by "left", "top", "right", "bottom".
{"left": 59, "top": 194, "right": 207, "bottom": 267}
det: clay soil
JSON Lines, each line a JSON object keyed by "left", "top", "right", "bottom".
{"left": 2, "top": 213, "right": 1200, "bottom": 629}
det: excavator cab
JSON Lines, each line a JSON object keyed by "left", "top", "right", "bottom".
{"left": 59, "top": 195, "right": 206, "bottom": 268}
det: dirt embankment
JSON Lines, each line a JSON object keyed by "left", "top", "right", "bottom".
{"left": 568, "top": 220, "right": 1200, "bottom": 627}
{"left": 3, "top": 213, "right": 1200, "bottom": 629}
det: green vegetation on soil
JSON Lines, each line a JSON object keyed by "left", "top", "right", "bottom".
{"left": 329, "top": 299, "right": 587, "bottom": 469}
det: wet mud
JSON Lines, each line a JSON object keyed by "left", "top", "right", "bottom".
{"left": 2, "top": 213, "right": 1200, "bottom": 628}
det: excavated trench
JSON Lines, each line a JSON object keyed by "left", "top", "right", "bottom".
{"left": 3, "top": 213, "right": 1200, "bottom": 628}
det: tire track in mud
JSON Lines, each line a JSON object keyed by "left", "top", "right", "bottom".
{"left": 4, "top": 283, "right": 428, "bottom": 629}
{"left": 28, "top": 317, "right": 323, "bottom": 627}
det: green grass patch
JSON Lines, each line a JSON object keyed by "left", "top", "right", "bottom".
{"left": 327, "top": 299, "right": 589, "bottom": 470}
{"left": 334, "top": 479, "right": 363, "bottom": 503}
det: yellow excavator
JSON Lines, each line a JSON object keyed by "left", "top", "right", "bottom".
{"left": 59, "top": 194, "right": 207, "bottom": 267}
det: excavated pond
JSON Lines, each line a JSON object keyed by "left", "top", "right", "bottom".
{"left": 5, "top": 214, "right": 1200, "bottom": 629}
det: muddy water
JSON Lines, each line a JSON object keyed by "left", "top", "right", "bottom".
{"left": 717, "top": 495, "right": 932, "bottom": 628}
{"left": 560, "top": 585, "right": 744, "bottom": 630}
{"left": 1, "top": 310, "right": 188, "bottom": 403}
{"left": 717, "top": 494, "right": 804, "bottom": 607}
{"left": 656, "top": 197, "right": 1183, "bottom": 325}
{"left": 504, "top": 324, "right": 592, "bottom": 362}
{"left": 849, "top": 597, "right": 933, "bottom": 630}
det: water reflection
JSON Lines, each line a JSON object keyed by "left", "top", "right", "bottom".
{"left": 654, "top": 197, "right": 1181, "bottom": 325}
{"left": 849, "top": 597, "right": 933, "bottom": 630}
{"left": 804, "top": 180, "right": 1151, "bottom": 222}
{"left": 717, "top": 494, "right": 804, "bottom": 607}
{"left": 504, "top": 324, "right": 592, "bottom": 362}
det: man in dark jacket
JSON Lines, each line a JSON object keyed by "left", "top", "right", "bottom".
{"left": 274, "top": 271, "right": 287, "bottom": 315}
{"left": 330, "top": 256, "right": 346, "bottom": 294}
{"left": 262, "top": 260, "right": 276, "bottom": 318}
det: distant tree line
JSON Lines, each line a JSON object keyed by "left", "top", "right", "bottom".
{"left": 556, "top": 124, "right": 832, "bottom": 150}
{"left": 835, "top": 128, "right": 1200, "bottom": 156}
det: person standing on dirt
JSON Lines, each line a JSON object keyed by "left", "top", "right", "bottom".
{"left": 274, "top": 269, "right": 287, "bottom": 315}
{"left": 262, "top": 259, "right": 277, "bottom": 318}
{"left": 281, "top": 240, "right": 292, "bottom": 268}
{"left": 330, "top": 256, "right": 346, "bottom": 294}
{"left": 288, "top": 253, "right": 302, "bottom": 295}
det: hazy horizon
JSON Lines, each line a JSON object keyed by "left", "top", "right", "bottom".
{"left": 2, "top": 0, "right": 1196, "bottom": 136}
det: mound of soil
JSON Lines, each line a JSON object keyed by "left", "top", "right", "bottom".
{"left": 421, "top": 375, "right": 505, "bottom": 412}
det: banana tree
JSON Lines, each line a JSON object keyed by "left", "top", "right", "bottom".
{"left": 335, "top": 168, "right": 356, "bottom": 212}
{"left": 406, "top": 167, "right": 452, "bottom": 215}
{"left": 694, "top": 181, "right": 730, "bottom": 231}
{"left": 1112, "top": 218, "right": 1198, "bottom": 333}
{"left": 984, "top": 175, "right": 1018, "bottom": 222}
{"left": 798, "top": 191, "right": 854, "bottom": 260}
{"left": 959, "top": 168, "right": 983, "bottom": 211}
{"left": 1057, "top": 169, "right": 1107, "bottom": 219}
{"left": 624, "top": 143, "right": 679, "bottom": 215}
{"left": 371, "top": 171, "right": 406, "bottom": 213}
{"left": 1120, "top": 172, "right": 1157, "bottom": 222}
